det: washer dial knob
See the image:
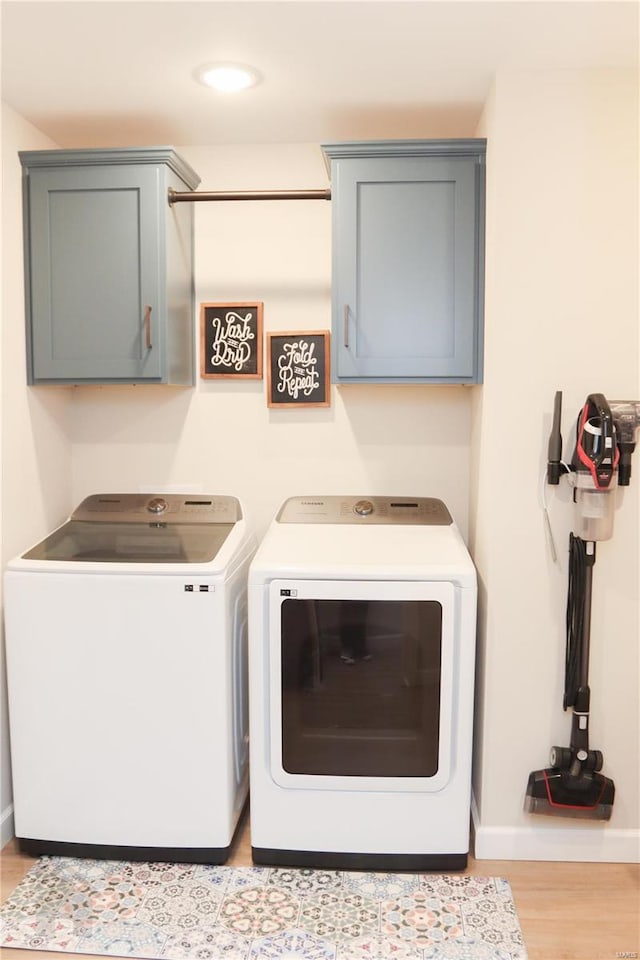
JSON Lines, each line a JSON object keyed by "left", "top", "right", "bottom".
{"left": 354, "top": 499, "right": 374, "bottom": 516}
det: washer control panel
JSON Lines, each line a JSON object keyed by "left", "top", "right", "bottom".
{"left": 71, "top": 494, "right": 242, "bottom": 524}
{"left": 276, "top": 496, "right": 452, "bottom": 525}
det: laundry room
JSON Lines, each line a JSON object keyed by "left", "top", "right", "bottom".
{"left": 0, "top": 2, "right": 638, "bottom": 956}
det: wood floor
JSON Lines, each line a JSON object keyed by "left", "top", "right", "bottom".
{"left": 1, "top": 810, "right": 638, "bottom": 960}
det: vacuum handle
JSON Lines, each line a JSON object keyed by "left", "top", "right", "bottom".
{"left": 575, "top": 393, "right": 618, "bottom": 489}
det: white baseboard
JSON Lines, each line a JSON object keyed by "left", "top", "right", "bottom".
{"left": 471, "top": 794, "right": 640, "bottom": 863}
{"left": 1, "top": 803, "right": 15, "bottom": 850}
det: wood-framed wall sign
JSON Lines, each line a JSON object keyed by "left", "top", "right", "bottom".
{"left": 200, "top": 302, "right": 263, "bottom": 379}
{"left": 266, "top": 331, "right": 331, "bottom": 408}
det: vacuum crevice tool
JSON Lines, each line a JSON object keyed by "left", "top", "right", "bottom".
{"left": 546, "top": 390, "right": 564, "bottom": 485}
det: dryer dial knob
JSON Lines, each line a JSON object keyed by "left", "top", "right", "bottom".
{"left": 147, "top": 497, "right": 168, "bottom": 514}
{"left": 354, "top": 499, "right": 374, "bottom": 516}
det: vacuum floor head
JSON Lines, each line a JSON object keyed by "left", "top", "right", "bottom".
{"left": 525, "top": 768, "right": 615, "bottom": 821}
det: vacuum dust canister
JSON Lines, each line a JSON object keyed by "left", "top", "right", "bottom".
{"left": 573, "top": 473, "right": 615, "bottom": 541}
{"left": 573, "top": 409, "right": 617, "bottom": 541}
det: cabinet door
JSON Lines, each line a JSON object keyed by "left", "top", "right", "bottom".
{"left": 333, "top": 156, "right": 483, "bottom": 382}
{"left": 26, "top": 165, "right": 164, "bottom": 382}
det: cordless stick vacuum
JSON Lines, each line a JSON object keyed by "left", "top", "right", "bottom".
{"left": 525, "top": 392, "right": 640, "bottom": 820}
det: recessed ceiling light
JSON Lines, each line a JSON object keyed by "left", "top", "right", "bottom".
{"left": 195, "top": 62, "right": 261, "bottom": 93}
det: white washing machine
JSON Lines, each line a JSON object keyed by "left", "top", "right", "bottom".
{"left": 248, "top": 495, "right": 477, "bottom": 871}
{"left": 4, "top": 493, "right": 256, "bottom": 863}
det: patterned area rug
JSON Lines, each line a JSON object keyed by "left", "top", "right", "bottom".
{"left": 0, "top": 859, "right": 528, "bottom": 960}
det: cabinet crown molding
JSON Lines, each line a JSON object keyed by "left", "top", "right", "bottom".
{"left": 19, "top": 146, "right": 201, "bottom": 191}
{"left": 321, "top": 139, "right": 486, "bottom": 174}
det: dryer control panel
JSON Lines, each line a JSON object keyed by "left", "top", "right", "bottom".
{"left": 276, "top": 496, "right": 452, "bottom": 525}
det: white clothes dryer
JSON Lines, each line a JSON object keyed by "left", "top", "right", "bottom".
{"left": 248, "top": 495, "right": 477, "bottom": 871}
{"left": 5, "top": 493, "right": 256, "bottom": 863}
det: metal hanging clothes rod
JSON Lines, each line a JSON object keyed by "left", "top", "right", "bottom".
{"left": 168, "top": 187, "right": 331, "bottom": 205}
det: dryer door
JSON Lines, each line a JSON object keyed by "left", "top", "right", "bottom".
{"left": 268, "top": 579, "right": 455, "bottom": 792}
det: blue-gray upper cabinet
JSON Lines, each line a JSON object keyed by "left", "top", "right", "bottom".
{"left": 20, "top": 147, "right": 200, "bottom": 385}
{"left": 321, "top": 140, "right": 486, "bottom": 383}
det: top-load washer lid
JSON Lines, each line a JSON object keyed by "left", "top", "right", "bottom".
{"left": 276, "top": 496, "right": 452, "bottom": 525}
{"left": 22, "top": 494, "right": 242, "bottom": 563}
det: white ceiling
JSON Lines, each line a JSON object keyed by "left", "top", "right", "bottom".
{"left": 1, "top": 1, "right": 638, "bottom": 148}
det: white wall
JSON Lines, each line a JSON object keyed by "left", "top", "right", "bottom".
{"left": 470, "top": 69, "right": 639, "bottom": 861}
{"left": 2, "top": 69, "right": 637, "bottom": 865}
{"left": 69, "top": 144, "right": 474, "bottom": 541}
{"left": 1, "top": 103, "right": 72, "bottom": 846}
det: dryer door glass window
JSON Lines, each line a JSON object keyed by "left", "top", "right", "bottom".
{"left": 280, "top": 598, "right": 442, "bottom": 777}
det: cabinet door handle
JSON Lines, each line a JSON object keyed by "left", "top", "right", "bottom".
{"left": 344, "top": 304, "right": 350, "bottom": 348}
{"left": 144, "top": 305, "right": 152, "bottom": 349}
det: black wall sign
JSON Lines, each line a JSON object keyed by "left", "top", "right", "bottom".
{"left": 200, "top": 302, "right": 263, "bottom": 379}
{"left": 267, "top": 331, "right": 330, "bottom": 408}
